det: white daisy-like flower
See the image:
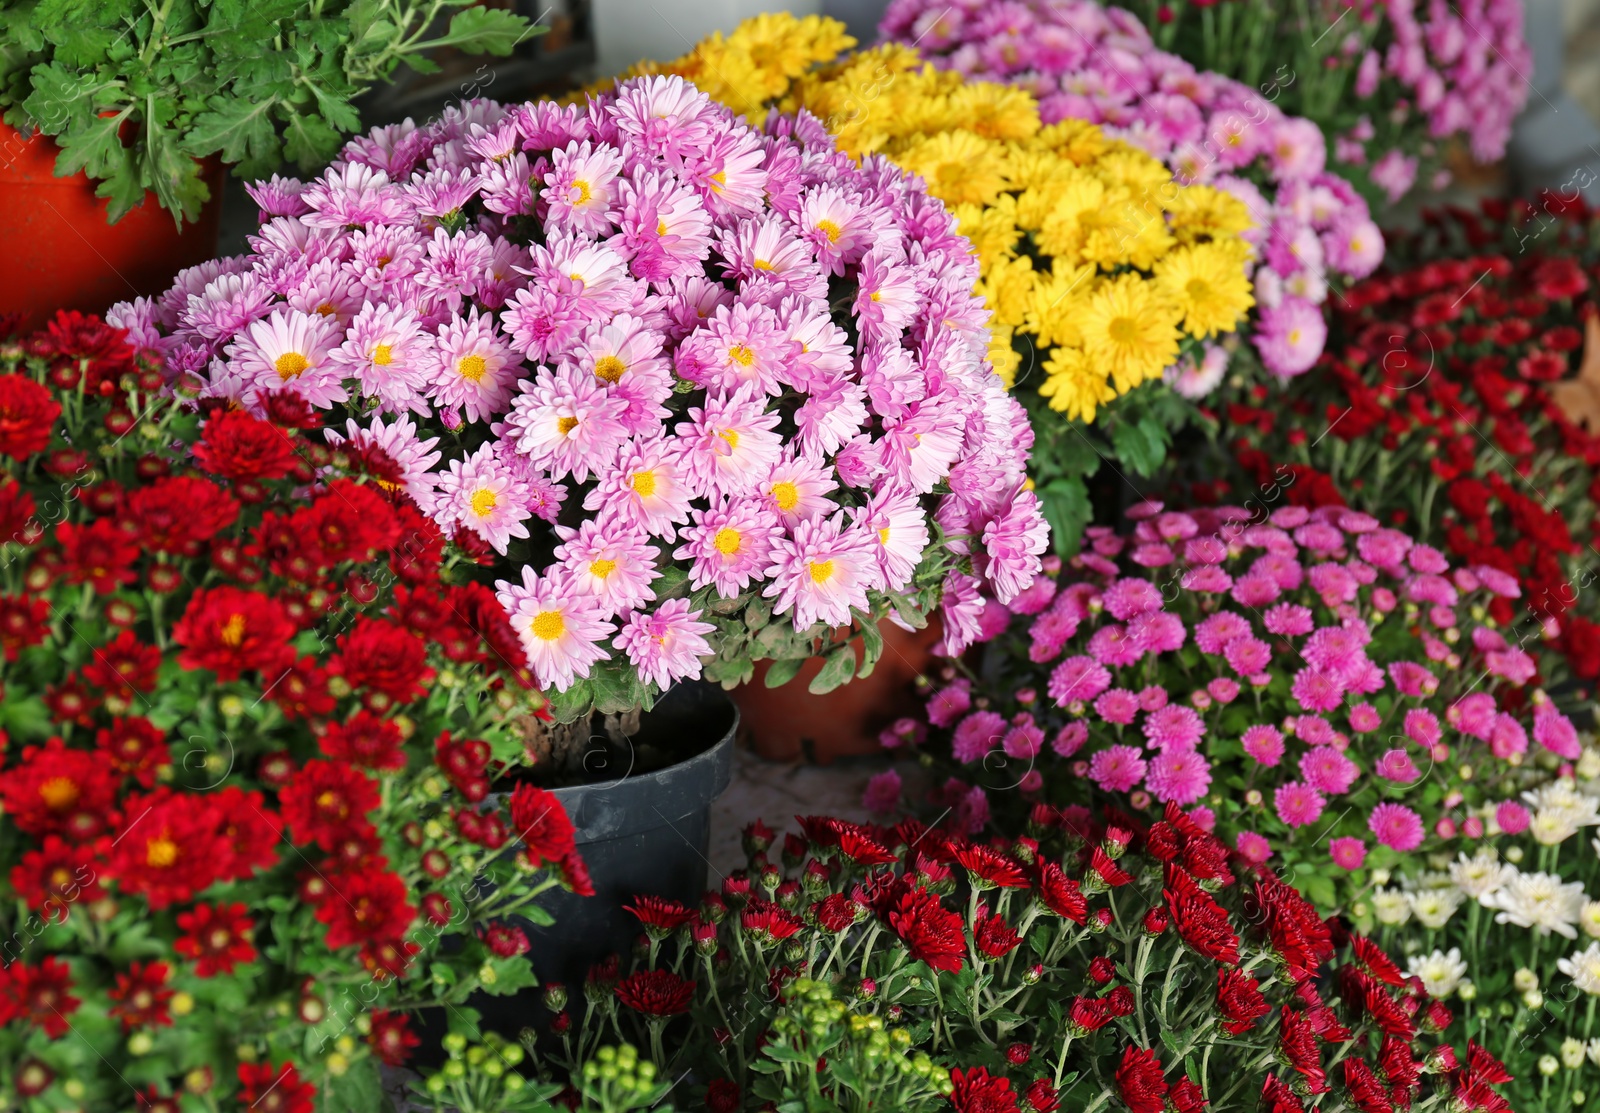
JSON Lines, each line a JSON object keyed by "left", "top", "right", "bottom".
{"left": 1449, "top": 848, "right": 1509, "bottom": 899}
{"left": 1558, "top": 942, "right": 1600, "bottom": 996}
{"left": 1372, "top": 887, "right": 1412, "bottom": 926}
{"left": 1407, "top": 888, "right": 1463, "bottom": 930}
{"left": 1581, "top": 900, "right": 1600, "bottom": 940}
{"left": 1482, "top": 870, "right": 1587, "bottom": 938}
{"left": 1405, "top": 948, "right": 1467, "bottom": 998}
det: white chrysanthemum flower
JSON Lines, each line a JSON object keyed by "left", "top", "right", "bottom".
{"left": 1581, "top": 900, "right": 1600, "bottom": 940}
{"left": 1562, "top": 1037, "right": 1587, "bottom": 1069}
{"left": 1408, "top": 888, "right": 1463, "bottom": 929}
{"left": 1531, "top": 810, "right": 1582, "bottom": 846}
{"left": 1588, "top": 1038, "right": 1600, "bottom": 1067}
{"left": 1373, "top": 887, "right": 1412, "bottom": 926}
{"left": 1449, "top": 848, "right": 1509, "bottom": 899}
{"left": 1405, "top": 948, "right": 1467, "bottom": 998}
{"left": 1558, "top": 942, "right": 1600, "bottom": 996}
{"left": 1483, "top": 870, "right": 1587, "bottom": 938}
{"left": 1577, "top": 747, "right": 1600, "bottom": 782}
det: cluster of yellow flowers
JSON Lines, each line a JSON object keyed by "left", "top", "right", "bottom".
{"left": 604, "top": 15, "right": 1257, "bottom": 423}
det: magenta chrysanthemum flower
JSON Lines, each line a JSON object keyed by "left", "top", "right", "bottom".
{"left": 1368, "top": 803, "right": 1424, "bottom": 851}
{"left": 1093, "top": 688, "right": 1140, "bottom": 725}
{"left": 1088, "top": 745, "right": 1148, "bottom": 793}
{"left": 676, "top": 386, "right": 784, "bottom": 501}
{"left": 1261, "top": 603, "right": 1314, "bottom": 637}
{"left": 1195, "top": 611, "right": 1252, "bottom": 654}
{"left": 1496, "top": 800, "right": 1531, "bottom": 835}
{"left": 1290, "top": 666, "right": 1345, "bottom": 713}
{"left": 1241, "top": 724, "right": 1285, "bottom": 767}
{"left": 331, "top": 303, "right": 433, "bottom": 415}
{"left": 1402, "top": 708, "right": 1441, "bottom": 748}
{"left": 1002, "top": 718, "right": 1044, "bottom": 760}
{"left": 1374, "top": 749, "right": 1421, "bottom": 783}
{"left": 1143, "top": 705, "right": 1204, "bottom": 751}
{"left": 1299, "top": 747, "right": 1358, "bottom": 795}
{"left": 227, "top": 308, "right": 345, "bottom": 409}
{"left": 585, "top": 440, "right": 694, "bottom": 542}
{"left": 1329, "top": 837, "right": 1367, "bottom": 870}
{"left": 1087, "top": 624, "right": 1143, "bottom": 668}
{"left": 1101, "top": 578, "right": 1164, "bottom": 621}
{"left": 1274, "top": 782, "right": 1326, "bottom": 828}
{"left": 1235, "top": 831, "right": 1272, "bottom": 864}
{"left": 1146, "top": 747, "right": 1211, "bottom": 805}
{"left": 762, "top": 513, "right": 875, "bottom": 631}
{"left": 1048, "top": 656, "right": 1111, "bottom": 707}
{"left": 926, "top": 684, "right": 972, "bottom": 729}
{"left": 856, "top": 486, "right": 929, "bottom": 593}
{"left": 496, "top": 567, "right": 617, "bottom": 691}
{"left": 675, "top": 499, "right": 780, "bottom": 599}
{"left": 862, "top": 768, "right": 903, "bottom": 815}
{"left": 952, "top": 711, "right": 1006, "bottom": 764}
{"left": 1347, "top": 703, "right": 1382, "bottom": 733}
{"left": 613, "top": 598, "right": 715, "bottom": 690}
{"left": 1223, "top": 636, "right": 1271, "bottom": 677}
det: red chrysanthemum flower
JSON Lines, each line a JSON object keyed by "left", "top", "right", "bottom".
{"left": 280, "top": 759, "right": 380, "bottom": 851}
{"left": 314, "top": 869, "right": 416, "bottom": 950}
{"left": 1032, "top": 861, "right": 1088, "bottom": 924}
{"left": 1216, "top": 967, "right": 1271, "bottom": 1035}
{"left": 192, "top": 410, "right": 299, "bottom": 481}
{"left": 125, "top": 474, "right": 240, "bottom": 555}
{"left": 94, "top": 716, "right": 172, "bottom": 787}
{"left": 889, "top": 885, "right": 965, "bottom": 973}
{"left": 303, "top": 479, "right": 401, "bottom": 563}
{"left": 334, "top": 616, "right": 430, "bottom": 704}
{"left": 1278, "top": 1006, "right": 1328, "bottom": 1093}
{"left": 1168, "top": 1078, "right": 1206, "bottom": 1113}
{"left": 0, "top": 592, "right": 49, "bottom": 662}
{"left": 0, "top": 373, "right": 61, "bottom": 459}
{"left": 269, "top": 655, "right": 337, "bottom": 720}
{"left": 1343, "top": 1059, "right": 1395, "bottom": 1113}
{"left": 1115, "top": 1047, "right": 1169, "bottom": 1113}
{"left": 80, "top": 630, "right": 162, "bottom": 699}
{"left": 615, "top": 969, "right": 696, "bottom": 1016}
{"left": 0, "top": 736, "right": 122, "bottom": 840}
{"left": 1022, "top": 1078, "right": 1060, "bottom": 1113}
{"left": 1260, "top": 1073, "right": 1305, "bottom": 1113}
{"left": 1250, "top": 872, "right": 1333, "bottom": 983}
{"left": 837, "top": 827, "right": 898, "bottom": 866}
{"left": 705, "top": 1079, "right": 741, "bottom": 1113}
{"left": 1351, "top": 936, "right": 1406, "bottom": 987}
{"left": 811, "top": 893, "right": 858, "bottom": 933}
{"left": 974, "top": 909, "right": 1022, "bottom": 959}
{"left": 104, "top": 788, "right": 230, "bottom": 908}
{"left": 108, "top": 961, "right": 174, "bottom": 1031}
{"left": 212, "top": 786, "right": 283, "bottom": 881}
{"left": 1360, "top": 978, "right": 1417, "bottom": 1042}
{"left": 1379, "top": 1035, "right": 1421, "bottom": 1098}
{"left": 174, "top": 902, "right": 257, "bottom": 976}
{"left": 1164, "top": 864, "right": 1240, "bottom": 966}
{"left": 318, "top": 710, "right": 407, "bottom": 772}
{"left": 480, "top": 922, "right": 531, "bottom": 957}
{"left": 509, "top": 783, "right": 578, "bottom": 867}
{"left": 625, "top": 895, "right": 697, "bottom": 936}
{"left": 4, "top": 956, "right": 82, "bottom": 1037}
{"left": 57, "top": 518, "right": 140, "bottom": 594}
{"left": 0, "top": 477, "right": 39, "bottom": 550}
{"left": 953, "top": 843, "right": 1030, "bottom": 889}
{"left": 172, "top": 586, "right": 296, "bottom": 681}
{"left": 368, "top": 1008, "right": 421, "bottom": 1067}
{"left": 9, "top": 834, "right": 102, "bottom": 922}
{"left": 360, "top": 937, "right": 422, "bottom": 981}
{"left": 236, "top": 1062, "right": 316, "bottom": 1113}
{"left": 950, "top": 1067, "right": 1020, "bottom": 1113}
{"left": 741, "top": 902, "right": 804, "bottom": 945}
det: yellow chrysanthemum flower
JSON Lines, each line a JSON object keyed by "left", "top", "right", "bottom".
{"left": 949, "top": 197, "right": 1021, "bottom": 277}
{"left": 977, "top": 254, "right": 1036, "bottom": 328}
{"left": 1154, "top": 241, "right": 1257, "bottom": 339}
{"left": 1037, "top": 347, "right": 1117, "bottom": 422}
{"left": 1023, "top": 261, "right": 1096, "bottom": 349}
{"left": 1077, "top": 275, "right": 1182, "bottom": 395}
{"left": 1167, "top": 184, "right": 1256, "bottom": 242}
{"left": 945, "top": 83, "right": 1041, "bottom": 142}
{"left": 895, "top": 130, "right": 1011, "bottom": 206}
{"left": 988, "top": 324, "right": 1022, "bottom": 388}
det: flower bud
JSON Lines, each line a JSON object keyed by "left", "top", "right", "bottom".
{"left": 1143, "top": 906, "right": 1169, "bottom": 936}
{"left": 542, "top": 983, "right": 568, "bottom": 1012}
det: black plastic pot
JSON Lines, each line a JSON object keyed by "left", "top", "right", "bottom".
{"left": 470, "top": 682, "right": 737, "bottom": 1036}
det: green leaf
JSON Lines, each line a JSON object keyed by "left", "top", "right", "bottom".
{"left": 1039, "top": 476, "right": 1092, "bottom": 558}
{"left": 1109, "top": 415, "right": 1169, "bottom": 477}
{"left": 544, "top": 680, "right": 595, "bottom": 725}
{"left": 856, "top": 615, "right": 884, "bottom": 679}
{"left": 807, "top": 646, "right": 856, "bottom": 695}
{"left": 763, "top": 656, "right": 805, "bottom": 690}
{"left": 184, "top": 93, "right": 280, "bottom": 169}
{"left": 480, "top": 955, "right": 539, "bottom": 996}
{"left": 280, "top": 108, "right": 341, "bottom": 170}
{"left": 322, "top": 1058, "right": 386, "bottom": 1111}
{"left": 414, "top": 7, "right": 541, "bottom": 57}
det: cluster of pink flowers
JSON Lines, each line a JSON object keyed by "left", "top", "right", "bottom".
{"left": 894, "top": 500, "right": 1579, "bottom": 874}
{"left": 879, "top": 0, "right": 1386, "bottom": 379}
{"left": 114, "top": 76, "right": 1045, "bottom": 695}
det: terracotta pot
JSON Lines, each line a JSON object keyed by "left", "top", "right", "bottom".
{"left": 0, "top": 123, "right": 225, "bottom": 330}
{"left": 734, "top": 619, "right": 943, "bottom": 764}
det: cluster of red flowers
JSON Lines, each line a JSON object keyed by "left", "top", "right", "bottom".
{"left": 1219, "top": 199, "right": 1600, "bottom": 687}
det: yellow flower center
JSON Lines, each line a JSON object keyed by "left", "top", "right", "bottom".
{"left": 719, "top": 428, "right": 739, "bottom": 450}
{"left": 714, "top": 527, "right": 742, "bottom": 555}
{"left": 809, "top": 559, "right": 836, "bottom": 584}
{"left": 315, "top": 302, "right": 337, "bottom": 317}
{"left": 1185, "top": 278, "right": 1211, "bottom": 302}
{"left": 146, "top": 837, "right": 179, "bottom": 869}
{"left": 657, "top": 219, "right": 669, "bottom": 236}
{"left": 771, "top": 481, "right": 800, "bottom": 511}
{"left": 38, "top": 777, "right": 79, "bottom": 811}
{"left": 709, "top": 169, "right": 727, "bottom": 192}
{"left": 569, "top": 272, "right": 586, "bottom": 285}
{"left": 531, "top": 611, "right": 565, "bottom": 641}
{"left": 275, "top": 352, "right": 309, "bottom": 380}
{"left": 594, "top": 355, "right": 627, "bottom": 384}
{"left": 470, "top": 488, "right": 498, "bottom": 518}
{"left": 458, "top": 354, "right": 488, "bottom": 382}
{"left": 220, "top": 613, "right": 247, "bottom": 647}
{"left": 631, "top": 470, "right": 657, "bottom": 498}
{"left": 372, "top": 344, "right": 393, "bottom": 366}
{"left": 728, "top": 345, "right": 756, "bottom": 367}
{"left": 1287, "top": 328, "right": 1303, "bottom": 345}
{"left": 752, "top": 259, "right": 775, "bottom": 271}
{"left": 878, "top": 527, "right": 891, "bottom": 545}
{"left": 870, "top": 290, "right": 882, "bottom": 302}
{"left": 590, "top": 558, "right": 617, "bottom": 579}
{"left": 816, "top": 219, "right": 843, "bottom": 243}
{"left": 1107, "top": 317, "right": 1138, "bottom": 344}
{"left": 570, "top": 179, "right": 592, "bottom": 205}
{"left": 558, "top": 415, "right": 580, "bottom": 436}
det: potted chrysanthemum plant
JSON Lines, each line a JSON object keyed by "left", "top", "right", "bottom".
{"left": 118, "top": 75, "right": 1047, "bottom": 984}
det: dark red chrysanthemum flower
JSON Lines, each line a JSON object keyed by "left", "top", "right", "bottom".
{"left": 1216, "top": 967, "right": 1270, "bottom": 1035}
{"left": 108, "top": 960, "right": 174, "bottom": 1031}
{"left": 0, "top": 373, "right": 61, "bottom": 459}
{"left": 974, "top": 910, "right": 1021, "bottom": 959}
{"left": 1279, "top": 1006, "right": 1328, "bottom": 1093}
{"left": 705, "top": 1079, "right": 741, "bottom": 1113}
{"left": 1164, "top": 864, "right": 1240, "bottom": 965}
{"left": 615, "top": 969, "right": 696, "bottom": 1016}
{"left": 0, "top": 592, "right": 49, "bottom": 661}
{"left": 0, "top": 736, "right": 121, "bottom": 840}
{"left": 1034, "top": 860, "right": 1088, "bottom": 923}
{"left": 889, "top": 885, "right": 966, "bottom": 973}
{"left": 280, "top": 759, "right": 380, "bottom": 851}
{"left": 480, "top": 922, "right": 531, "bottom": 957}
{"left": 192, "top": 410, "right": 299, "bottom": 481}
{"left": 1168, "top": 1077, "right": 1206, "bottom": 1113}
{"left": 1260, "top": 1074, "right": 1304, "bottom": 1113}
{"left": 8, "top": 834, "right": 102, "bottom": 922}
{"left": 126, "top": 474, "right": 240, "bottom": 555}
{"left": 1022, "top": 1078, "right": 1060, "bottom": 1113}
{"left": 4, "top": 956, "right": 82, "bottom": 1037}
{"left": 211, "top": 786, "right": 282, "bottom": 881}
{"left": 625, "top": 895, "right": 697, "bottom": 936}
{"left": 1343, "top": 1059, "right": 1395, "bottom": 1113}
{"left": 368, "top": 1008, "right": 421, "bottom": 1067}
{"left": 268, "top": 655, "right": 337, "bottom": 720}
{"left": 811, "top": 893, "right": 858, "bottom": 933}
{"left": 509, "top": 783, "right": 578, "bottom": 867}
{"left": 953, "top": 843, "right": 1030, "bottom": 889}
{"left": 1066, "top": 995, "right": 1115, "bottom": 1033}
{"left": 1115, "top": 1047, "right": 1168, "bottom": 1113}
{"left": 318, "top": 710, "right": 407, "bottom": 772}
{"left": 57, "top": 518, "right": 140, "bottom": 594}
{"left": 315, "top": 869, "right": 416, "bottom": 950}
{"left": 1351, "top": 936, "right": 1406, "bottom": 987}
{"left": 334, "top": 616, "right": 430, "bottom": 704}
{"left": 236, "top": 1062, "right": 315, "bottom": 1113}
{"left": 360, "top": 937, "right": 422, "bottom": 981}
{"left": 172, "top": 586, "right": 296, "bottom": 681}
{"left": 741, "top": 902, "right": 804, "bottom": 945}
{"left": 1360, "top": 977, "right": 1417, "bottom": 1041}
{"left": 837, "top": 827, "right": 897, "bottom": 866}
{"left": 174, "top": 902, "right": 257, "bottom": 976}
{"left": 105, "top": 788, "right": 232, "bottom": 909}
{"left": 1250, "top": 872, "right": 1333, "bottom": 983}
{"left": 950, "top": 1067, "right": 1020, "bottom": 1113}
{"left": 80, "top": 629, "right": 162, "bottom": 699}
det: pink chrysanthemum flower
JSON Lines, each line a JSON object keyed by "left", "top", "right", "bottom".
{"left": 1089, "top": 745, "right": 1148, "bottom": 793}
{"left": 1348, "top": 703, "right": 1382, "bottom": 733}
{"left": 612, "top": 171, "right": 714, "bottom": 284}
{"left": 330, "top": 303, "right": 433, "bottom": 414}
{"left": 757, "top": 453, "right": 837, "bottom": 530}
{"left": 763, "top": 513, "right": 875, "bottom": 630}
{"left": 676, "top": 386, "right": 784, "bottom": 501}
{"left": 853, "top": 249, "right": 922, "bottom": 345}
{"left": 324, "top": 413, "right": 441, "bottom": 510}
{"left": 286, "top": 258, "right": 366, "bottom": 324}
{"left": 417, "top": 227, "right": 495, "bottom": 314}
{"left": 1146, "top": 747, "right": 1211, "bottom": 805}
{"left": 798, "top": 184, "right": 878, "bottom": 274}
{"left": 1048, "top": 656, "right": 1111, "bottom": 706}
{"left": 614, "top": 598, "right": 715, "bottom": 690}
{"left": 1241, "top": 724, "right": 1286, "bottom": 767}
{"left": 432, "top": 443, "right": 533, "bottom": 555}
{"left": 182, "top": 271, "right": 276, "bottom": 342}
{"left": 1223, "top": 636, "right": 1272, "bottom": 677}
{"left": 227, "top": 308, "right": 346, "bottom": 409}
{"left": 980, "top": 491, "right": 1049, "bottom": 606}
{"left": 544, "top": 141, "right": 624, "bottom": 236}
{"left": 502, "top": 363, "right": 630, "bottom": 483}
{"left": 300, "top": 162, "right": 412, "bottom": 228}
{"left": 717, "top": 216, "right": 826, "bottom": 302}
{"left": 1093, "top": 688, "right": 1140, "bottom": 725}
{"left": 1299, "top": 747, "right": 1358, "bottom": 794}
{"left": 952, "top": 711, "right": 1006, "bottom": 764}
{"left": 862, "top": 769, "right": 903, "bottom": 815}
{"left": 1374, "top": 748, "right": 1421, "bottom": 783}
{"left": 1195, "top": 611, "right": 1252, "bottom": 654}
{"left": 855, "top": 486, "right": 928, "bottom": 593}
{"left": 1534, "top": 706, "right": 1582, "bottom": 759}
{"left": 576, "top": 314, "right": 671, "bottom": 434}
{"left": 877, "top": 402, "right": 965, "bottom": 495}
{"left": 677, "top": 300, "right": 796, "bottom": 397}
{"left": 527, "top": 232, "right": 638, "bottom": 319}
{"left": 1290, "top": 666, "right": 1345, "bottom": 712}
{"left": 1235, "top": 831, "right": 1273, "bottom": 864}
{"left": 495, "top": 567, "right": 616, "bottom": 691}
{"left": 1087, "top": 624, "right": 1143, "bottom": 668}
{"left": 675, "top": 499, "right": 779, "bottom": 599}
{"left": 584, "top": 439, "right": 693, "bottom": 541}
{"left": 554, "top": 519, "right": 659, "bottom": 619}
{"left": 424, "top": 308, "right": 519, "bottom": 423}
{"left": 1143, "top": 705, "right": 1205, "bottom": 751}
{"left": 795, "top": 374, "right": 870, "bottom": 456}
{"left": 1274, "top": 781, "right": 1326, "bottom": 828}
{"left": 682, "top": 129, "right": 768, "bottom": 218}
{"left": 1368, "top": 802, "right": 1425, "bottom": 851}
{"left": 1329, "top": 837, "right": 1367, "bottom": 870}
{"left": 611, "top": 75, "right": 719, "bottom": 166}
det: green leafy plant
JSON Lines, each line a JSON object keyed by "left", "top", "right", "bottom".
{"left": 0, "top": 0, "right": 543, "bottom": 223}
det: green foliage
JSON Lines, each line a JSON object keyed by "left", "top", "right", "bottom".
{"left": 0, "top": 0, "right": 545, "bottom": 225}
